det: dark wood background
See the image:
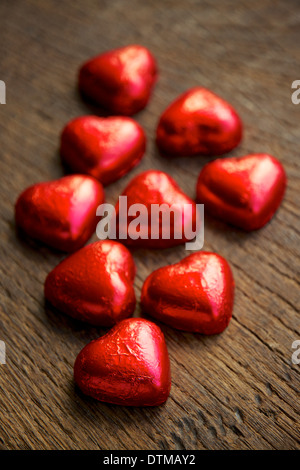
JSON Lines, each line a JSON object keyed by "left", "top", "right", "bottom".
{"left": 0, "top": 0, "right": 299, "bottom": 450}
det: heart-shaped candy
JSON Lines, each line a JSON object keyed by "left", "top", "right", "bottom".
{"left": 115, "top": 170, "right": 199, "bottom": 248}
{"left": 141, "top": 252, "right": 234, "bottom": 334}
{"left": 79, "top": 45, "right": 158, "bottom": 115}
{"left": 74, "top": 318, "right": 171, "bottom": 406}
{"left": 156, "top": 87, "right": 242, "bottom": 156}
{"left": 60, "top": 116, "right": 146, "bottom": 186}
{"left": 15, "top": 175, "right": 104, "bottom": 252}
{"left": 196, "top": 153, "right": 286, "bottom": 230}
{"left": 44, "top": 240, "right": 136, "bottom": 326}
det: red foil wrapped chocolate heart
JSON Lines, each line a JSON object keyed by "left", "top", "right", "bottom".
{"left": 196, "top": 153, "right": 286, "bottom": 230}
{"left": 15, "top": 175, "right": 104, "bottom": 252}
{"left": 156, "top": 87, "right": 242, "bottom": 156}
{"left": 79, "top": 45, "right": 158, "bottom": 115}
{"left": 115, "top": 170, "right": 199, "bottom": 248}
{"left": 60, "top": 116, "right": 146, "bottom": 186}
{"left": 141, "top": 252, "right": 234, "bottom": 334}
{"left": 74, "top": 318, "right": 171, "bottom": 406}
{"left": 44, "top": 240, "right": 136, "bottom": 326}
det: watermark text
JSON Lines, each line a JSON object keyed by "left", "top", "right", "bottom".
{"left": 291, "top": 80, "right": 300, "bottom": 105}
{"left": 0, "top": 80, "right": 6, "bottom": 104}
{"left": 0, "top": 341, "right": 6, "bottom": 364}
{"left": 292, "top": 340, "right": 300, "bottom": 365}
{"left": 96, "top": 197, "right": 204, "bottom": 250}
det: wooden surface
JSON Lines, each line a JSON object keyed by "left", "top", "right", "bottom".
{"left": 0, "top": 0, "right": 299, "bottom": 450}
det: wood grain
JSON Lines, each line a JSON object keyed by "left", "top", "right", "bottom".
{"left": 0, "top": 0, "right": 299, "bottom": 450}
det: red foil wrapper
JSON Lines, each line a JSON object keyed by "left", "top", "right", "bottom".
{"left": 196, "top": 153, "right": 286, "bottom": 230}
{"left": 141, "top": 252, "right": 235, "bottom": 335}
{"left": 15, "top": 175, "right": 104, "bottom": 252}
{"left": 44, "top": 240, "right": 136, "bottom": 326}
{"left": 74, "top": 318, "right": 171, "bottom": 406}
{"left": 115, "top": 170, "right": 199, "bottom": 248}
{"left": 79, "top": 45, "right": 158, "bottom": 115}
{"left": 156, "top": 87, "right": 242, "bottom": 156}
{"left": 60, "top": 116, "right": 146, "bottom": 186}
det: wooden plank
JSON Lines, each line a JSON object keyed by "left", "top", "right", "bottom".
{"left": 0, "top": 0, "right": 299, "bottom": 450}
